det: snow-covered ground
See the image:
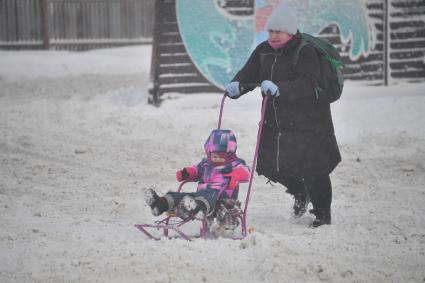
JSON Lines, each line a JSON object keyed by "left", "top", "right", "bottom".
{"left": 0, "top": 46, "right": 424, "bottom": 283}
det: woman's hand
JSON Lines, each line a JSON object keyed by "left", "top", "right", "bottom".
{"left": 261, "top": 80, "right": 280, "bottom": 97}
{"left": 224, "top": 81, "right": 241, "bottom": 98}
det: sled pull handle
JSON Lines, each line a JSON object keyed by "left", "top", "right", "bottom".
{"left": 217, "top": 95, "right": 226, "bottom": 130}
{"left": 242, "top": 95, "right": 269, "bottom": 236}
{"left": 219, "top": 83, "right": 259, "bottom": 130}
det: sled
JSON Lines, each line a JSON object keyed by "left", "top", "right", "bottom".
{"left": 135, "top": 93, "right": 270, "bottom": 240}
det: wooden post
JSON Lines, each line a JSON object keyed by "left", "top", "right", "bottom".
{"left": 383, "top": 0, "right": 389, "bottom": 86}
{"left": 148, "top": 0, "right": 160, "bottom": 106}
{"left": 41, "top": 0, "right": 49, "bottom": 49}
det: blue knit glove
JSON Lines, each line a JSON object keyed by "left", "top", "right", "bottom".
{"left": 261, "top": 80, "right": 280, "bottom": 97}
{"left": 225, "top": 81, "right": 240, "bottom": 98}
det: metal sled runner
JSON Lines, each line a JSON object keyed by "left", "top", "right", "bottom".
{"left": 135, "top": 94, "right": 269, "bottom": 240}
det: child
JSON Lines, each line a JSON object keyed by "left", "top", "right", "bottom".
{"left": 145, "top": 129, "right": 250, "bottom": 220}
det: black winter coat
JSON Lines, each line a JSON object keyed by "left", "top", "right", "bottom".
{"left": 233, "top": 33, "right": 341, "bottom": 180}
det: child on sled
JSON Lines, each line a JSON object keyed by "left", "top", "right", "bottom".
{"left": 145, "top": 129, "right": 250, "bottom": 228}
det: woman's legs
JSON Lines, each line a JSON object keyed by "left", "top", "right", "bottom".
{"left": 277, "top": 174, "right": 332, "bottom": 226}
{"left": 303, "top": 175, "right": 332, "bottom": 210}
{"left": 304, "top": 175, "right": 332, "bottom": 226}
{"left": 277, "top": 176, "right": 310, "bottom": 218}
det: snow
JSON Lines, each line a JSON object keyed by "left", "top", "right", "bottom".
{"left": 0, "top": 45, "right": 424, "bottom": 283}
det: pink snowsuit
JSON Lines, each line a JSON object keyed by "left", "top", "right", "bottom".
{"left": 173, "top": 129, "right": 250, "bottom": 213}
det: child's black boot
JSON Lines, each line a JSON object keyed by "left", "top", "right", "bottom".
{"left": 144, "top": 188, "right": 168, "bottom": 216}
{"left": 216, "top": 199, "right": 242, "bottom": 230}
{"left": 309, "top": 208, "right": 331, "bottom": 227}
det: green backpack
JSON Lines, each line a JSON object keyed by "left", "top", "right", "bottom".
{"left": 294, "top": 33, "right": 344, "bottom": 103}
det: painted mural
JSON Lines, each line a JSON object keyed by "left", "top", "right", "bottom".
{"left": 175, "top": 0, "right": 255, "bottom": 89}
{"left": 176, "top": 0, "right": 372, "bottom": 89}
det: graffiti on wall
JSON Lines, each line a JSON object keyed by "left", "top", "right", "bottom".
{"left": 176, "top": 0, "right": 372, "bottom": 89}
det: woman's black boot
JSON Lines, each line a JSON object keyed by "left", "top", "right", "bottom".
{"left": 310, "top": 208, "right": 331, "bottom": 227}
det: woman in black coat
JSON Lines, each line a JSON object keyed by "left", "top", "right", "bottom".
{"left": 225, "top": 4, "right": 341, "bottom": 227}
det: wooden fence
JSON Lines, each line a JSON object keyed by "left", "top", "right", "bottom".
{"left": 388, "top": 0, "right": 425, "bottom": 82}
{"left": 313, "top": 0, "right": 425, "bottom": 85}
{"left": 0, "top": 0, "right": 154, "bottom": 50}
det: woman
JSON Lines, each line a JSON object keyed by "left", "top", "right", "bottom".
{"left": 224, "top": 4, "right": 341, "bottom": 227}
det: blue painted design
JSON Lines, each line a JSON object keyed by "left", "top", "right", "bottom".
{"left": 176, "top": 0, "right": 254, "bottom": 89}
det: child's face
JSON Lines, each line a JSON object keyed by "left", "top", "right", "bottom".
{"left": 210, "top": 152, "right": 226, "bottom": 163}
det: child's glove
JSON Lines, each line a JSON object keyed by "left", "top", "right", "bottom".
{"left": 176, "top": 168, "right": 188, "bottom": 181}
{"left": 224, "top": 167, "right": 250, "bottom": 190}
{"left": 176, "top": 167, "right": 198, "bottom": 182}
{"left": 261, "top": 80, "right": 279, "bottom": 97}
